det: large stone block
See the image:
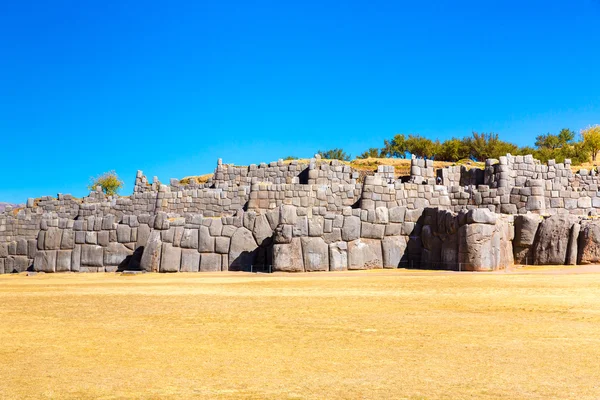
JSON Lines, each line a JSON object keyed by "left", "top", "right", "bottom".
{"left": 533, "top": 214, "right": 577, "bottom": 265}
{"left": 342, "top": 216, "right": 361, "bottom": 241}
{"left": 200, "top": 253, "right": 221, "bottom": 272}
{"left": 180, "top": 228, "right": 199, "bottom": 249}
{"left": 160, "top": 243, "right": 181, "bottom": 272}
{"left": 56, "top": 250, "right": 72, "bottom": 272}
{"left": 103, "top": 242, "right": 133, "bottom": 266}
{"left": 578, "top": 221, "right": 600, "bottom": 264}
{"left": 513, "top": 214, "right": 541, "bottom": 247}
{"left": 272, "top": 238, "right": 304, "bottom": 272}
{"left": 180, "top": 249, "right": 200, "bottom": 272}
{"left": 329, "top": 241, "right": 348, "bottom": 271}
{"left": 279, "top": 205, "right": 297, "bottom": 225}
{"left": 136, "top": 224, "right": 151, "bottom": 249}
{"left": 382, "top": 236, "right": 407, "bottom": 268}
{"left": 361, "top": 222, "right": 385, "bottom": 239}
{"left": 253, "top": 214, "right": 273, "bottom": 245}
{"left": 228, "top": 227, "right": 258, "bottom": 270}
{"left": 44, "top": 227, "right": 62, "bottom": 250}
{"left": 301, "top": 237, "right": 329, "bottom": 272}
{"left": 466, "top": 208, "right": 497, "bottom": 225}
{"left": 199, "top": 226, "right": 215, "bottom": 253}
{"left": 140, "top": 230, "right": 162, "bottom": 272}
{"left": 35, "top": 250, "right": 57, "bottom": 272}
{"left": 81, "top": 245, "right": 104, "bottom": 267}
{"left": 348, "top": 239, "right": 383, "bottom": 270}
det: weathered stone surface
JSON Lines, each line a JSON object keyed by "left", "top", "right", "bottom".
{"left": 342, "top": 216, "right": 361, "bottom": 241}
{"left": 301, "top": 237, "right": 329, "bottom": 272}
{"left": 513, "top": 214, "right": 541, "bottom": 247}
{"left": 117, "top": 225, "right": 132, "bottom": 243}
{"left": 81, "top": 245, "right": 104, "bottom": 267}
{"left": 199, "top": 226, "right": 215, "bottom": 253}
{"left": 308, "top": 216, "right": 324, "bottom": 237}
{"left": 44, "top": 227, "right": 62, "bottom": 250}
{"left": 272, "top": 238, "right": 304, "bottom": 272}
{"left": 140, "top": 230, "right": 162, "bottom": 272}
{"left": 228, "top": 227, "right": 258, "bottom": 270}
{"left": 200, "top": 253, "right": 221, "bottom": 272}
{"left": 215, "top": 237, "right": 230, "bottom": 254}
{"left": 348, "top": 239, "right": 383, "bottom": 270}
{"left": 329, "top": 241, "right": 348, "bottom": 271}
{"left": 180, "top": 249, "right": 200, "bottom": 272}
{"left": 360, "top": 222, "right": 385, "bottom": 239}
{"left": 136, "top": 224, "right": 151, "bottom": 249}
{"left": 458, "top": 223, "right": 502, "bottom": 271}
{"left": 389, "top": 206, "right": 406, "bottom": 223}
{"left": 103, "top": 242, "right": 133, "bottom": 266}
{"left": 56, "top": 250, "right": 72, "bottom": 272}
{"left": 466, "top": 208, "right": 497, "bottom": 225}
{"left": 180, "top": 228, "right": 199, "bottom": 249}
{"left": 578, "top": 221, "right": 600, "bottom": 264}
{"left": 279, "top": 205, "right": 297, "bottom": 225}
{"left": 253, "top": 214, "right": 272, "bottom": 245}
{"left": 566, "top": 223, "right": 580, "bottom": 265}
{"left": 533, "top": 214, "right": 577, "bottom": 265}
{"left": 35, "top": 250, "right": 56, "bottom": 272}
{"left": 160, "top": 243, "right": 181, "bottom": 272}
{"left": 72, "top": 245, "right": 81, "bottom": 272}
{"left": 382, "top": 236, "right": 407, "bottom": 268}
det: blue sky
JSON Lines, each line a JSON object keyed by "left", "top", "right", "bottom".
{"left": 1, "top": 0, "right": 599, "bottom": 203}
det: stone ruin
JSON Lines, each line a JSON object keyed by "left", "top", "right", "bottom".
{"left": 2, "top": 153, "right": 600, "bottom": 274}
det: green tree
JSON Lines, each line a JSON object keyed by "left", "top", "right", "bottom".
{"left": 357, "top": 148, "right": 381, "bottom": 159}
{"left": 283, "top": 156, "right": 297, "bottom": 161}
{"left": 437, "top": 137, "right": 471, "bottom": 161}
{"left": 469, "top": 132, "right": 518, "bottom": 161}
{"left": 405, "top": 135, "right": 440, "bottom": 159}
{"left": 380, "top": 134, "right": 407, "bottom": 158}
{"left": 317, "top": 148, "right": 351, "bottom": 161}
{"left": 88, "top": 171, "right": 124, "bottom": 196}
{"left": 581, "top": 125, "right": 600, "bottom": 161}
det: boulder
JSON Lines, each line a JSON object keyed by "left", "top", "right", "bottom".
{"left": 198, "top": 226, "right": 215, "bottom": 253}
{"left": 180, "top": 249, "right": 200, "bottom": 272}
{"left": 80, "top": 245, "right": 104, "bottom": 267}
{"left": 140, "top": 230, "right": 162, "bottom": 272}
{"left": 578, "top": 221, "right": 600, "bottom": 264}
{"left": 103, "top": 242, "right": 133, "bottom": 266}
{"left": 253, "top": 214, "right": 273, "bottom": 245}
{"left": 228, "top": 227, "right": 258, "bottom": 270}
{"left": 533, "top": 214, "right": 577, "bottom": 265}
{"left": 34, "top": 250, "right": 56, "bottom": 273}
{"left": 272, "top": 238, "right": 304, "bottom": 272}
{"left": 458, "top": 223, "right": 500, "bottom": 271}
{"left": 180, "top": 228, "right": 199, "bottom": 249}
{"left": 466, "top": 208, "right": 497, "bottom": 225}
{"left": 382, "top": 236, "right": 407, "bottom": 268}
{"left": 136, "top": 224, "right": 151, "bottom": 249}
{"left": 279, "top": 205, "right": 297, "bottom": 225}
{"left": 348, "top": 239, "right": 383, "bottom": 270}
{"left": 200, "top": 253, "right": 222, "bottom": 272}
{"left": 342, "top": 216, "right": 361, "bottom": 241}
{"left": 160, "top": 243, "right": 181, "bottom": 272}
{"left": 301, "top": 237, "right": 329, "bottom": 272}
{"left": 329, "top": 241, "right": 348, "bottom": 271}
{"left": 56, "top": 250, "right": 72, "bottom": 272}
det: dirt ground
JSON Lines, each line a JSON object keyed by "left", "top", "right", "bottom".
{"left": 1, "top": 268, "right": 599, "bottom": 399}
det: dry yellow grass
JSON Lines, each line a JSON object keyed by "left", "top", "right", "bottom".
{"left": 1, "top": 270, "right": 599, "bottom": 399}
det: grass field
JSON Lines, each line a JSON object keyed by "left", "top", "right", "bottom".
{"left": 1, "top": 270, "right": 599, "bottom": 399}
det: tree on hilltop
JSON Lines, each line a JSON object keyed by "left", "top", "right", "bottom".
{"left": 317, "top": 148, "right": 351, "bottom": 161}
{"left": 88, "top": 171, "right": 124, "bottom": 196}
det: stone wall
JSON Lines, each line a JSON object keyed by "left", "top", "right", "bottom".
{"left": 2, "top": 153, "right": 600, "bottom": 274}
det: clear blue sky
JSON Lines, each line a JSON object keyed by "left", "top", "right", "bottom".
{"left": 1, "top": 1, "right": 599, "bottom": 203}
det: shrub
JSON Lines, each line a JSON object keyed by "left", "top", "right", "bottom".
{"left": 88, "top": 170, "right": 124, "bottom": 196}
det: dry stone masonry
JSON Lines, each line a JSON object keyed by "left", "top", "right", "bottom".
{"left": 2, "top": 153, "right": 600, "bottom": 274}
